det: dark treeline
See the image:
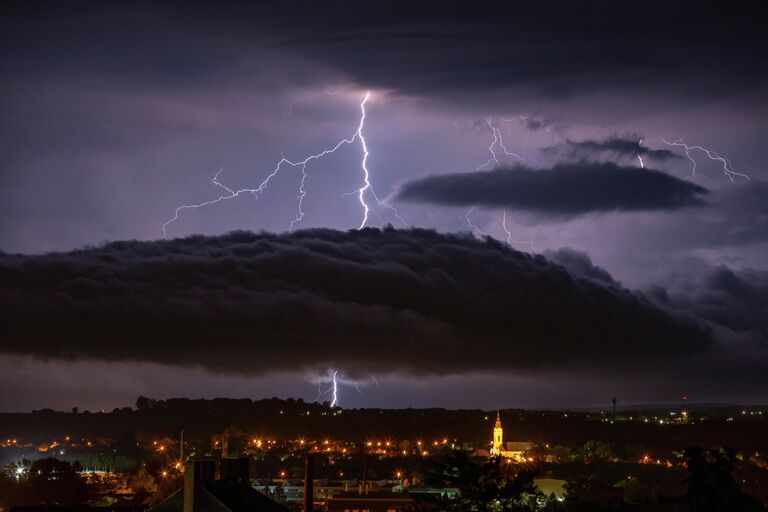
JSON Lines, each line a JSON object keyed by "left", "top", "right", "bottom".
{"left": 1, "top": 397, "right": 767, "bottom": 453}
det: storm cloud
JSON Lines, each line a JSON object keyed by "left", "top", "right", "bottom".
{"left": 394, "top": 163, "right": 708, "bottom": 217}
{"left": 0, "top": 228, "right": 709, "bottom": 376}
{"left": 543, "top": 247, "right": 620, "bottom": 287}
{"left": 3, "top": 2, "right": 765, "bottom": 104}
{"left": 543, "top": 136, "right": 681, "bottom": 163}
{"left": 646, "top": 265, "right": 768, "bottom": 340}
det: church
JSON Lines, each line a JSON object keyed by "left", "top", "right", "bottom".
{"left": 489, "top": 412, "right": 533, "bottom": 461}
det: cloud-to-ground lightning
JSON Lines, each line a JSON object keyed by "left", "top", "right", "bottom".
{"left": 637, "top": 138, "right": 645, "bottom": 168}
{"left": 329, "top": 370, "right": 339, "bottom": 407}
{"left": 162, "top": 92, "right": 404, "bottom": 237}
{"left": 313, "top": 369, "right": 369, "bottom": 408}
{"left": 659, "top": 137, "right": 750, "bottom": 182}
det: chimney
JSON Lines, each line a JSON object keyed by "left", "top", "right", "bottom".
{"left": 183, "top": 464, "right": 194, "bottom": 512}
{"left": 304, "top": 453, "right": 314, "bottom": 512}
{"left": 221, "top": 431, "right": 229, "bottom": 459}
{"left": 184, "top": 461, "right": 215, "bottom": 512}
{"left": 220, "top": 457, "right": 250, "bottom": 482}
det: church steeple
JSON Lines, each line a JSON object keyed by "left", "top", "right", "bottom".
{"left": 492, "top": 411, "right": 503, "bottom": 454}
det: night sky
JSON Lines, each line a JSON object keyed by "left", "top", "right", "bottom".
{"left": 1, "top": 1, "right": 766, "bottom": 412}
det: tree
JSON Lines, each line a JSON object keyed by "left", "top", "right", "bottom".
{"left": 580, "top": 440, "right": 614, "bottom": 462}
{"left": 12, "top": 458, "right": 89, "bottom": 505}
{"left": 564, "top": 474, "right": 611, "bottom": 502}
{"left": 684, "top": 447, "right": 766, "bottom": 512}
{"left": 135, "top": 396, "right": 157, "bottom": 411}
{"left": 418, "top": 451, "right": 539, "bottom": 512}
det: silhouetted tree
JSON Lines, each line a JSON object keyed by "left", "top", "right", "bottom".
{"left": 7, "top": 458, "right": 89, "bottom": 505}
{"left": 684, "top": 447, "right": 765, "bottom": 512}
{"left": 563, "top": 474, "right": 611, "bottom": 502}
{"left": 135, "top": 396, "right": 157, "bottom": 411}
{"left": 418, "top": 451, "right": 538, "bottom": 512}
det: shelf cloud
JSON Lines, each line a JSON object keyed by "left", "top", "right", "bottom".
{"left": 0, "top": 228, "right": 710, "bottom": 376}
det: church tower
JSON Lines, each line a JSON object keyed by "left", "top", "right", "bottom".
{"left": 492, "top": 411, "right": 503, "bottom": 455}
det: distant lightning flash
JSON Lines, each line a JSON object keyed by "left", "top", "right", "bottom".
{"left": 637, "top": 138, "right": 645, "bottom": 168}
{"left": 330, "top": 370, "right": 339, "bottom": 407}
{"left": 162, "top": 91, "right": 404, "bottom": 238}
{"left": 659, "top": 137, "right": 750, "bottom": 182}
{"left": 314, "top": 369, "right": 371, "bottom": 408}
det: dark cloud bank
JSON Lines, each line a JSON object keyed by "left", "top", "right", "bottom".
{"left": 543, "top": 136, "right": 681, "bottom": 163}
{"left": 395, "top": 163, "right": 708, "bottom": 217}
{"left": 3, "top": 1, "right": 765, "bottom": 102}
{"left": 0, "top": 228, "right": 713, "bottom": 377}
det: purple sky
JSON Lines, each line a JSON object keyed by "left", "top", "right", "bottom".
{"left": 1, "top": 1, "right": 766, "bottom": 412}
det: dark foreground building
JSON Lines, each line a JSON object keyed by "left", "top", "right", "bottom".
{"left": 324, "top": 492, "right": 414, "bottom": 512}
{"left": 150, "top": 460, "right": 290, "bottom": 512}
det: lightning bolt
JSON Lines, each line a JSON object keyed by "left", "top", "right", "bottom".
{"left": 637, "top": 138, "right": 645, "bottom": 168}
{"left": 659, "top": 137, "right": 749, "bottom": 182}
{"left": 468, "top": 117, "right": 532, "bottom": 249}
{"left": 354, "top": 94, "right": 406, "bottom": 229}
{"left": 162, "top": 92, "right": 404, "bottom": 238}
{"left": 313, "top": 369, "right": 372, "bottom": 408}
{"left": 315, "top": 370, "right": 339, "bottom": 406}
{"left": 502, "top": 209, "right": 534, "bottom": 250}
{"left": 465, "top": 207, "right": 488, "bottom": 237}
{"left": 476, "top": 117, "right": 525, "bottom": 171}
{"left": 330, "top": 370, "right": 339, "bottom": 407}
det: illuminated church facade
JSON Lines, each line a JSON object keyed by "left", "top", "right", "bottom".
{"left": 490, "top": 412, "right": 533, "bottom": 461}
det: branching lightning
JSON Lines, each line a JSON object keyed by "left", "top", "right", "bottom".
{"left": 659, "top": 137, "right": 749, "bottom": 182}
{"left": 162, "top": 91, "right": 404, "bottom": 238}
{"left": 468, "top": 116, "right": 532, "bottom": 249}
{"left": 314, "top": 369, "right": 368, "bottom": 408}
{"left": 476, "top": 117, "right": 525, "bottom": 171}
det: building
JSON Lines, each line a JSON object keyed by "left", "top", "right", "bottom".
{"left": 489, "top": 412, "right": 533, "bottom": 461}
{"left": 324, "top": 492, "right": 415, "bottom": 512}
{"left": 150, "top": 459, "right": 291, "bottom": 512}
